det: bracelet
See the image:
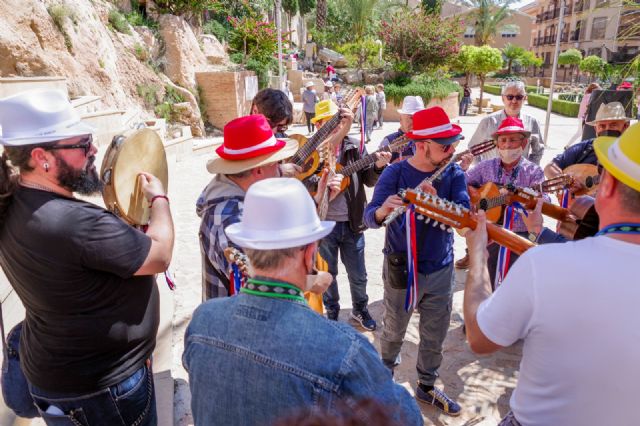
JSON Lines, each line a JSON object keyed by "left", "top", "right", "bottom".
{"left": 149, "top": 195, "right": 169, "bottom": 207}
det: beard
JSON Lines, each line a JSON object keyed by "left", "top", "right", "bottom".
{"left": 53, "top": 153, "right": 103, "bottom": 195}
{"left": 425, "top": 145, "right": 451, "bottom": 168}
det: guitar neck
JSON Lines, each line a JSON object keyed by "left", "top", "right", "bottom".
{"left": 512, "top": 194, "right": 571, "bottom": 222}
{"left": 486, "top": 222, "right": 536, "bottom": 255}
{"left": 291, "top": 113, "right": 341, "bottom": 165}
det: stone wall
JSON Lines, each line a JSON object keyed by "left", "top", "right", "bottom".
{"left": 196, "top": 70, "right": 257, "bottom": 129}
{"left": 383, "top": 92, "right": 460, "bottom": 122}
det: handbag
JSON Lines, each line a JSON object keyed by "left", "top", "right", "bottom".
{"left": 1, "top": 302, "right": 39, "bottom": 418}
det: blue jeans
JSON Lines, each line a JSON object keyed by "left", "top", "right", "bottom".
{"left": 318, "top": 221, "right": 369, "bottom": 313}
{"left": 28, "top": 362, "right": 157, "bottom": 426}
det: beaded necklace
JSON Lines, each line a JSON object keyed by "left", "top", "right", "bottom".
{"left": 596, "top": 223, "right": 640, "bottom": 237}
{"left": 240, "top": 278, "right": 307, "bottom": 304}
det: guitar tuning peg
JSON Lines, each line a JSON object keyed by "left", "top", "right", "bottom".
{"left": 417, "top": 214, "right": 424, "bottom": 220}
{"left": 447, "top": 226, "right": 453, "bottom": 233}
{"left": 432, "top": 220, "right": 439, "bottom": 228}
{"left": 440, "top": 223, "right": 446, "bottom": 230}
{"left": 424, "top": 217, "right": 431, "bottom": 224}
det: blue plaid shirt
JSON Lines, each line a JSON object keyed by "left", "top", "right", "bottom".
{"left": 196, "top": 175, "right": 245, "bottom": 301}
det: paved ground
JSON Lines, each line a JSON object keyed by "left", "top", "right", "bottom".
{"left": 169, "top": 88, "right": 580, "bottom": 425}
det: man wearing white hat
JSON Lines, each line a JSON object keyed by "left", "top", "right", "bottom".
{"left": 322, "top": 80, "right": 337, "bottom": 103}
{"left": 302, "top": 81, "right": 319, "bottom": 135}
{"left": 196, "top": 114, "right": 342, "bottom": 301}
{"left": 378, "top": 95, "right": 425, "bottom": 163}
{"left": 0, "top": 90, "right": 173, "bottom": 424}
{"left": 185, "top": 178, "right": 423, "bottom": 426}
{"left": 544, "top": 101, "right": 632, "bottom": 180}
{"left": 463, "top": 123, "right": 640, "bottom": 425}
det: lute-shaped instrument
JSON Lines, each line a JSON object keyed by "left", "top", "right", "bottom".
{"left": 289, "top": 88, "right": 364, "bottom": 181}
{"left": 563, "top": 164, "right": 600, "bottom": 196}
{"left": 382, "top": 139, "right": 497, "bottom": 226}
{"left": 400, "top": 189, "right": 536, "bottom": 255}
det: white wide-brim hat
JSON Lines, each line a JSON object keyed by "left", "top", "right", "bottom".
{"left": 586, "top": 101, "right": 633, "bottom": 126}
{"left": 397, "top": 95, "right": 425, "bottom": 115}
{"left": 0, "top": 90, "right": 95, "bottom": 146}
{"left": 226, "top": 178, "right": 335, "bottom": 250}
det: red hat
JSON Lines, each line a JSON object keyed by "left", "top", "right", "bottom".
{"left": 618, "top": 81, "right": 633, "bottom": 90}
{"left": 406, "top": 106, "right": 463, "bottom": 145}
{"left": 492, "top": 116, "right": 531, "bottom": 139}
{"left": 207, "top": 115, "right": 298, "bottom": 174}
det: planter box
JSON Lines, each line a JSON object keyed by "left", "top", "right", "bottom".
{"left": 383, "top": 92, "right": 460, "bottom": 122}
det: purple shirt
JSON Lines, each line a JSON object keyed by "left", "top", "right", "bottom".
{"left": 465, "top": 157, "right": 546, "bottom": 232}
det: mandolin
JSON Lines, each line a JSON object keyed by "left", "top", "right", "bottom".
{"left": 224, "top": 247, "right": 325, "bottom": 314}
{"left": 562, "top": 164, "right": 600, "bottom": 196}
{"left": 469, "top": 175, "right": 573, "bottom": 222}
{"left": 289, "top": 88, "right": 364, "bottom": 181}
{"left": 400, "top": 189, "right": 536, "bottom": 255}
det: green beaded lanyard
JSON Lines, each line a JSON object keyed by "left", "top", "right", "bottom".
{"left": 240, "top": 278, "right": 307, "bottom": 304}
{"left": 596, "top": 223, "right": 640, "bottom": 237}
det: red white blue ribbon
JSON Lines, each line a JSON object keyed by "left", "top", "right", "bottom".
{"left": 404, "top": 205, "right": 419, "bottom": 312}
{"left": 360, "top": 95, "right": 366, "bottom": 154}
{"left": 560, "top": 189, "right": 570, "bottom": 208}
{"left": 228, "top": 263, "right": 243, "bottom": 296}
{"left": 495, "top": 206, "right": 516, "bottom": 288}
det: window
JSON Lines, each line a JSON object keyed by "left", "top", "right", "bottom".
{"left": 587, "top": 47, "right": 603, "bottom": 57}
{"left": 464, "top": 26, "right": 475, "bottom": 38}
{"left": 591, "top": 17, "right": 607, "bottom": 39}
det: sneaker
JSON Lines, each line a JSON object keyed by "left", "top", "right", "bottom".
{"left": 326, "top": 309, "right": 339, "bottom": 321}
{"left": 350, "top": 309, "right": 376, "bottom": 331}
{"left": 415, "top": 384, "right": 461, "bottom": 416}
{"left": 455, "top": 253, "right": 469, "bottom": 269}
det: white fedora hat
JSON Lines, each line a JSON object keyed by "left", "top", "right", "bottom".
{"left": 0, "top": 90, "right": 95, "bottom": 146}
{"left": 397, "top": 96, "right": 425, "bottom": 115}
{"left": 226, "top": 178, "right": 335, "bottom": 250}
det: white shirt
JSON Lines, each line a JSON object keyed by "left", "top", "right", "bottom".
{"left": 478, "top": 236, "right": 640, "bottom": 426}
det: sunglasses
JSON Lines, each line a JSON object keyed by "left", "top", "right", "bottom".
{"left": 268, "top": 119, "right": 289, "bottom": 134}
{"left": 45, "top": 135, "right": 93, "bottom": 156}
{"left": 428, "top": 141, "right": 456, "bottom": 153}
{"left": 505, "top": 94, "right": 525, "bottom": 101}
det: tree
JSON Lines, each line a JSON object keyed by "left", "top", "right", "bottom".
{"left": 470, "top": 45, "right": 503, "bottom": 112}
{"left": 153, "top": 0, "right": 220, "bottom": 21}
{"left": 421, "top": 0, "right": 443, "bottom": 14}
{"left": 465, "top": 0, "right": 512, "bottom": 46}
{"left": 501, "top": 43, "right": 525, "bottom": 74}
{"left": 379, "top": 10, "right": 464, "bottom": 74}
{"left": 558, "top": 48, "right": 582, "bottom": 82}
{"left": 338, "top": 0, "right": 379, "bottom": 40}
{"left": 450, "top": 45, "right": 476, "bottom": 84}
{"left": 316, "top": 0, "right": 327, "bottom": 30}
{"left": 580, "top": 55, "right": 607, "bottom": 82}
{"left": 519, "top": 50, "right": 543, "bottom": 76}
{"left": 282, "top": 0, "right": 298, "bottom": 44}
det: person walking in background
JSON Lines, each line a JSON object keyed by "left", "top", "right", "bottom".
{"left": 565, "top": 83, "right": 601, "bottom": 149}
{"left": 460, "top": 83, "right": 472, "bottom": 116}
{"left": 323, "top": 80, "right": 337, "bottom": 103}
{"left": 362, "top": 85, "right": 379, "bottom": 143}
{"left": 302, "top": 81, "right": 318, "bottom": 135}
{"left": 376, "top": 84, "right": 387, "bottom": 129}
{"left": 326, "top": 61, "right": 337, "bottom": 81}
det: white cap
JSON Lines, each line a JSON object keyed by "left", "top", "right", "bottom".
{"left": 226, "top": 178, "right": 335, "bottom": 250}
{"left": 304, "top": 81, "right": 315, "bottom": 88}
{"left": 0, "top": 90, "right": 95, "bottom": 146}
{"left": 324, "top": 81, "right": 333, "bottom": 88}
{"left": 397, "top": 96, "right": 425, "bottom": 115}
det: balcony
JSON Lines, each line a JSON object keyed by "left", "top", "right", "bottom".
{"left": 570, "top": 29, "right": 581, "bottom": 41}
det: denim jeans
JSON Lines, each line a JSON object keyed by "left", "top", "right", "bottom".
{"left": 318, "top": 221, "right": 369, "bottom": 313}
{"left": 380, "top": 262, "right": 453, "bottom": 387}
{"left": 27, "top": 362, "right": 157, "bottom": 426}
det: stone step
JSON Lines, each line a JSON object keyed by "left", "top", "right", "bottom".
{"left": 70, "top": 96, "right": 103, "bottom": 115}
{"left": 80, "top": 109, "right": 127, "bottom": 147}
{"left": 0, "top": 77, "right": 67, "bottom": 99}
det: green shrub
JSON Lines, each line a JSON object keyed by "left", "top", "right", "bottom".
{"left": 483, "top": 84, "right": 502, "bottom": 95}
{"left": 203, "top": 19, "right": 229, "bottom": 42}
{"left": 527, "top": 93, "right": 579, "bottom": 117}
{"left": 133, "top": 43, "right": 149, "bottom": 62}
{"left": 136, "top": 84, "right": 160, "bottom": 108}
{"left": 246, "top": 57, "right": 276, "bottom": 89}
{"left": 229, "top": 52, "right": 244, "bottom": 64}
{"left": 125, "top": 9, "right": 158, "bottom": 30}
{"left": 109, "top": 9, "right": 132, "bottom": 35}
{"left": 164, "top": 85, "right": 185, "bottom": 104}
{"left": 385, "top": 79, "right": 461, "bottom": 106}
{"left": 335, "top": 39, "right": 383, "bottom": 69}
{"left": 48, "top": 5, "right": 75, "bottom": 52}
{"left": 154, "top": 102, "right": 175, "bottom": 121}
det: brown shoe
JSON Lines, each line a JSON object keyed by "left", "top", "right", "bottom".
{"left": 455, "top": 254, "right": 469, "bottom": 269}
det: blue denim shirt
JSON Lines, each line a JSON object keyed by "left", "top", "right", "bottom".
{"left": 183, "top": 293, "right": 423, "bottom": 426}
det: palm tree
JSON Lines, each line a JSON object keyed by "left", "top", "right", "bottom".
{"left": 502, "top": 43, "right": 524, "bottom": 74}
{"left": 466, "top": 0, "right": 512, "bottom": 46}
{"left": 339, "top": 0, "right": 379, "bottom": 39}
{"left": 316, "top": 0, "right": 327, "bottom": 30}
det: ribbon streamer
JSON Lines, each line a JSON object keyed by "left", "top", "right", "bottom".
{"left": 404, "top": 205, "right": 419, "bottom": 312}
{"left": 495, "top": 206, "right": 516, "bottom": 288}
{"left": 560, "top": 189, "right": 570, "bottom": 209}
{"left": 360, "top": 95, "right": 366, "bottom": 154}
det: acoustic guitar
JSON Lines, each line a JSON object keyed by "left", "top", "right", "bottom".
{"left": 224, "top": 247, "right": 325, "bottom": 315}
{"left": 289, "top": 88, "right": 364, "bottom": 181}
{"left": 469, "top": 175, "right": 572, "bottom": 222}
{"left": 400, "top": 189, "right": 536, "bottom": 255}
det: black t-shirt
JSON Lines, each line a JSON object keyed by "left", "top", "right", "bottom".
{"left": 0, "top": 188, "right": 157, "bottom": 392}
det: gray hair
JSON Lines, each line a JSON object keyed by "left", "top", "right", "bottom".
{"left": 502, "top": 81, "right": 526, "bottom": 95}
{"left": 244, "top": 245, "right": 306, "bottom": 270}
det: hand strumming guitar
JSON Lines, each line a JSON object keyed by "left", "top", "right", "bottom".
{"left": 314, "top": 168, "right": 344, "bottom": 204}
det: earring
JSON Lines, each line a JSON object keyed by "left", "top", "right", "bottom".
{"left": 44, "top": 163, "right": 49, "bottom": 172}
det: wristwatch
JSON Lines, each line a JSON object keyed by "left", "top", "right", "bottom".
{"left": 528, "top": 231, "right": 539, "bottom": 242}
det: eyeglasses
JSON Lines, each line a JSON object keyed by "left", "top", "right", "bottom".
{"left": 45, "top": 135, "right": 93, "bottom": 156}
{"left": 268, "top": 119, "right": 289, "bottom": 134}
{"left": 497, "top": 136, "right": 525, "bottom": 144}
{"left": 504, "top": 94, "right": 525, "bottom": 101}
{"left": 428, "top": 141, "right": 457, "bottom": 153}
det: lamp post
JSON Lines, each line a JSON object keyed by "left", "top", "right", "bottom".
{"left": 276, "top": 0, "right": 284, "bottom": 89}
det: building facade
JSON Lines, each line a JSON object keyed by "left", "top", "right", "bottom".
{"left": 523, "top": 0, "right": 640, "bottom": 80}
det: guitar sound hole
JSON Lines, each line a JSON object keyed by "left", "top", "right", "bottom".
{"left": 585, "top": 176, "right": 594, "bottom": 188}
{"left": 479, "top": 199, "right": 488, "bottom": 211}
